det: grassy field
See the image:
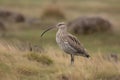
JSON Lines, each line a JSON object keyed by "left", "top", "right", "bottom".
{"left": 0, "top": 0, "right": 120, "bottom": 80}
{"left": 2, "top": 30, "right": 120, "bottom": 53}
{"left": 0, "top": 41, "right": 120, "bottom": 80}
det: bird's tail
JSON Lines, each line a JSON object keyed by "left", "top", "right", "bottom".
{"left": 83, "top": 48, "right": 90, "bottom": 58}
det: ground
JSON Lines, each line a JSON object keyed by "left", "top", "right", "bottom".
{"left": 0, "top": 0, "right": 120, "bottom": 80}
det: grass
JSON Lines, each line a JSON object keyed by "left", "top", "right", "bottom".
{"left": 27, "top": 52, "right": 53, "bottom": 65}
{"left": 0, "top": 42, "right": 120, "bottom": 80}
{"left": 0, "top": 0, "right": 120, "bottom": 80}
{"left": 2, "top": 30, "right": 120, "bottom": 54}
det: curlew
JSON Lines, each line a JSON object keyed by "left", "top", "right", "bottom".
{"left": 41, "top": 22, "right": 90, "bottom": 64}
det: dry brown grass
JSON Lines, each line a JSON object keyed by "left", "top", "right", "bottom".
{"left": 0, "top": 41, "right": 119, "bottom": 80}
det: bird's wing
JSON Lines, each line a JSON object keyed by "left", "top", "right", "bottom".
{"left": 64, "top": 34, "right": 86, "bottom": 53}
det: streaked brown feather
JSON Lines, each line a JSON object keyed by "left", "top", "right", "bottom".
{"left": 65, "top": 34, "right": 86, "bottom": 54}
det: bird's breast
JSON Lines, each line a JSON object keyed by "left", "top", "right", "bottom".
{"left": 56, "top": 33, "right": 77, "bottom": 54}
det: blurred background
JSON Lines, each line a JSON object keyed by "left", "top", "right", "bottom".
{"left": 0, "top": 0, "right": 120, "bottom": 80}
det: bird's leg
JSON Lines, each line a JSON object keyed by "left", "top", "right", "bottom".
{"left": 71, "top": 54, "right": 74, "bottom": 65}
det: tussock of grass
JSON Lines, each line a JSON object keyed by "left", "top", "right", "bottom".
{"left": 41, "top": 4, "right": 65, "bottom": 20}
{"left": 27, "top": 53, "right": 53, "bottom": 65}
{"left": 40, "top": 3, "right": 66, "bottom": 27}
{"left": 16, "top": 64, "right": 39, "bottom": 75}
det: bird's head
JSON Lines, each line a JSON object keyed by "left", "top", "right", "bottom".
{"left": 56, "top": 22, "right": 67, "bottom": 29}
{"left": 41, "top": 22, "right": 67, "bottom": 37}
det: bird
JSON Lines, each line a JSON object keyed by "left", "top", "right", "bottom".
{"left": 41, "top": 22, "right": 90, "bottom": 64}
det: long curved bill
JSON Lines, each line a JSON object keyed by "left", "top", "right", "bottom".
{"left": 41, "top": 27, "right": 55, "bottom": 37}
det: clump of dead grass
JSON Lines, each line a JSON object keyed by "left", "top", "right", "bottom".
{"left": 41, "top": 4, "right": 65, "bottom": 20}
{"left": 27, "top": 52, "right": 53, "bottom": 65}
{"left": 40, "top": 3, "right": 66, "bottom": 27}
{"left": 16, "top": 64, "right": 39, "bottom": 75}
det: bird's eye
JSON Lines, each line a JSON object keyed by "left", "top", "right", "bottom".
{"left": 58, "top": 24, "right": 64, "bottom": 26}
